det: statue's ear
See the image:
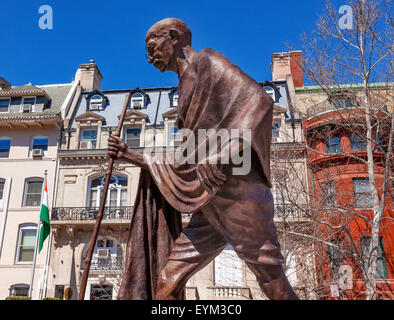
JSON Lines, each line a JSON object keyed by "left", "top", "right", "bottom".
{"left": 169, "top": 29, "right": 180, "bottom": 43}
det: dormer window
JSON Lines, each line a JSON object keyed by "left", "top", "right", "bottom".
{"left": 264, "top": 86, "right": 276, "bottom": 102}
{"left": 173, "top": 93, "right": 178, "bottom": 107}
{"left": 131, "top": 93, "right": 144, "bottom": 109}
{"left": 21, "top": 97, "right": 36, "bottom": 113}
{"left": 85, "top": 91, "right": 107, "bottom": 111}
{"left": 89, "top": 95, "right": 104, "bottom": 111}
{"left": 168, "top": 88, "right": 178, "bottom": 108}
{"left": 0, "top": 98, "right": 10, "bottom": 113}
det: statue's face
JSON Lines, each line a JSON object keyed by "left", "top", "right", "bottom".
{"left": 145, "top": 32, "right": 175, "bottom": 73}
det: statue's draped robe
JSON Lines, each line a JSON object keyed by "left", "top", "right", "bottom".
{"left": 118, "top": 48, "right": 273, "bottom": 300}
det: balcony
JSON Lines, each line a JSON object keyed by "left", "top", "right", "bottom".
{"left": 51, "top": 206, "right": 133, "bottom": 223}
{"left": 274, "top": 204, "right": 310, "bottom": 221}
{"left": 207, "top": 286, "right": 252, "bottom": 300}
{"left": 81, "top": 256, "right": 124, "bottom": 272}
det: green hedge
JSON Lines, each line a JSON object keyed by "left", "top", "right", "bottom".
{"left": 5, "top": 296, "right": 32, "bottom": 300}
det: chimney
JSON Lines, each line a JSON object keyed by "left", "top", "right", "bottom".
{"left": 270, "top": 51, "right": 303, "bottom": 88}
{"left": 78, "top": 59, "right": 103, "bottom": 91}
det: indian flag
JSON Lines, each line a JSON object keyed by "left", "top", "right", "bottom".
{"left": 38, "top": 178, "right": 50, "bottom": 253}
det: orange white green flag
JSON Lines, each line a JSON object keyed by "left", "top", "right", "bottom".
{"left": 38, "top": 178, "right": 50, "bottom": 253}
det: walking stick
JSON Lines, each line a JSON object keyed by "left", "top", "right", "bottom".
{"left": 78, "top": 92, "right": 131, "bottom": 300}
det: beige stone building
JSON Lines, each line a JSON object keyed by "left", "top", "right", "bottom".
{"left": 0, "top": 81, "right": 73, "bottom": 299}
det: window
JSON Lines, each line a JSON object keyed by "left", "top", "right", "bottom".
{"left": 23, "top": 178, "right": 43, "bottom": 207}
{"left": 285, "top": 250, "right": 298, "bottom": 287}
{"left": 125, "top": 128, "right": 141, "bottom": 148}
{"left": 82, "top": 237, "right": 123, "bottom": 272}
{"left": 350, "top": 134, "right": 365, "bottom": 150}
{"left": 16, "top": 224, "right": 37, "bottom": 263}
{"left": 326, "top": 136, "right": 341, "bottom": 153}
{"left": 321, "top": 181, "right": 337, "bottom": 206}
{"left": 80, "top": 129, "right": 97, "bottom": 149}
{"left": 264, "top": 86, "right": 276, "bottom": 101}
{"left": 361, "top": 237, "right": 387, "bottom": 279}
{"left": 54, "top": 285, "right": 65, "bottom": 300}
{"left": 89, "top": 175, "right": 127, "bottom": 208}
{"left": 214, "top": 245, "right": 243, "bottom": 286}
{"left": 353, "top": 178, "right": 373, "bottom": 208}
{"left": 0, "top": 178, "right": 5, "bottom": 207}
{"left": 374, "top": 136, "right": 385, "bottom": 153}
{"left": 0, "top": 137, "right": 11, "bottom": 158}
{"left": 168, "top": 123, "right": 182, "bottom": 146}
{"left": 0, "top": 98, "right": 10, "bottom": 113}
{"left": 131, "top": 93, "right": 144, "bottom": 109}
{"left": 30, "top": 137, "right": 48, "bottom": 157}
{"left": 10, "top": 284, "right": 30, "bottom": 297}
{"left": 89, "top": 95, "right": 104, "bottom": 111}
{"left": 21, "top": 97, "right": 36, "bottom": 113}
{"left": 328, "top": 240, "right": 343, "bottom": 280}
{"left": 332, "top": 97, "right": 355, "bottom": 109}
{"left": 173, "top": 93, "right": 178, "bottom": 107}
{"left": 272, "top": 122, "right": 281, "bottom": 142}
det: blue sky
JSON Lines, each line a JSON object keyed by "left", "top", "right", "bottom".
{"left": 0, "top": 0, "right": 326, "bottom": 90}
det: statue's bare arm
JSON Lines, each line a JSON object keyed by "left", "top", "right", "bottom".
{"left": 107, "top": 135, "right": 148, "bottom": 170}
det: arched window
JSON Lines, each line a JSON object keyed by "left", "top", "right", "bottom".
{"left": 131, "top": 93, "right": 144, "bottom": 109}
{"left": 168, "top": 87, "right": 178, "bottom": 107}
{"left": 88, "top": 175, "right": 127, "bottom": 208}
{"left": 23, "top": 178, "right": 43, "bottom": 207}
{"left": 85, "top": 91, "right": 107, "bottom": 111}
{"left": 16, "top": 224, "right": 37, "bottom": 263}
{"left": 172, "top": 92, "right": 178, "bottom": 107}
{"left": 263, "top": 86, "right": 276, "bottom": 101}
{"left": 89, "top": 94, "right": 104, "bottom": 110}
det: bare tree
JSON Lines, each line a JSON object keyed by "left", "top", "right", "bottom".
{"left": 294, "top": 0, "right": 393, "bottom": 300}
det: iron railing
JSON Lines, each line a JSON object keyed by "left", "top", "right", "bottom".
{"left": 274, "top": 204, "right": 309, "bottom": 220}
{"left": 81, "top": 256, "right": 124, "bottom": 271}
{"left": 51, "top": 206, "right": 133, "bottom": 221}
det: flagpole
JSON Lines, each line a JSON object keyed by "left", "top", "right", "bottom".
{"left": 28, "top": 170, "right": 47, "bottom": 299}
{"left": 40, "top": 230, "right": 52, "bottom": 299}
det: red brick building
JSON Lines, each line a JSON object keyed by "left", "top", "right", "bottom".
{"left": 301, "top": 90, "right": 393, "bottom": 299}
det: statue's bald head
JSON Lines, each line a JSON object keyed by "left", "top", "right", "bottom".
{"left": 146, "top": 18, "right": 191, "bottom": 46}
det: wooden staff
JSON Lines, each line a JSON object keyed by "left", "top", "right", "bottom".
{"left": 78, "top": 92, "right": 131, "bottom": 300}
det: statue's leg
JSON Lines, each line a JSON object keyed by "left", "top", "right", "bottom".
{"left": 200, "top": 173, "right": 300, "bottom": 300}
{"left": 244, "top": 261, "right": 299, "bottom": 300}
{"left": 155, "top": 211, "right": 227, "bottom": 300}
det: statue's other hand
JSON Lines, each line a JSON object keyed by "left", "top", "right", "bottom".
{"left": 196, "top": 163, "right": 227, "bottom": 194}
{"left": 107, "top": 135, "right": 128, "bottom": 160}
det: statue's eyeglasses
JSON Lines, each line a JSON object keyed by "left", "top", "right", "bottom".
{"left": 145, "top": 34, "right": 169, "bottom": 60}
